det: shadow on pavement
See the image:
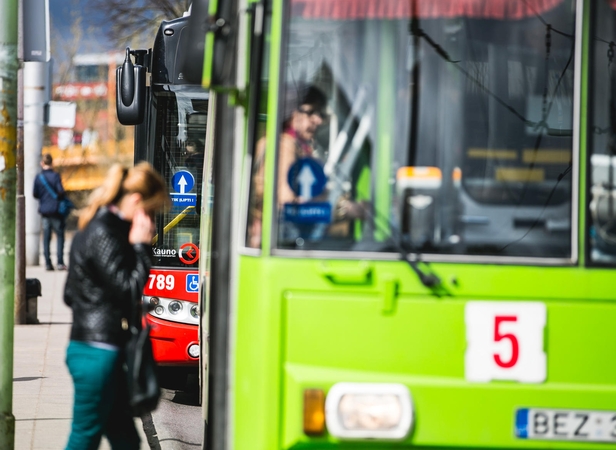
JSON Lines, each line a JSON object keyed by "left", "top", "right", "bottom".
{"left": 170, "top": 390, "right": 200, "bottom": 407}
{"left": 170, "top": 373, "right": 200, "bottom": 406}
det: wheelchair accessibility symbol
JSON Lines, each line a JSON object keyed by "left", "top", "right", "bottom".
{"left": 186, "top": 274, "right": 199, "bottom": 293}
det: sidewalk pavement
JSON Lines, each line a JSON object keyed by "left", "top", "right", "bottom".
{"left": 13, "top": 235, "right": 149, "bottom": 449}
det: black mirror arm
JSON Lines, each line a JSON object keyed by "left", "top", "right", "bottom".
{"left": 130, "top": 49, "right": 149, "bottom": 68}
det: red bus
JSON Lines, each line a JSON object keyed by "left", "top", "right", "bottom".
{"left": 116, "top": 13, "right": 208, "bottom": 382}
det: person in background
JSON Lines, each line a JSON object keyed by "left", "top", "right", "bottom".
{"left": 276, "top": 85, "right": 327, "bottom": 203}
{"left": 248, "top": 85, "right": 330, "bottom": 247}
{"left": 63, "top": 162, "right": 169, "bottom": 450}
{"left": 33, "top": 153, "right": 67, "bottom": 271}
{"left": 184, "top": 139, "right": 205, "bottom": 169}
{"left": 247, "top": 83, "right": 366, "bottom": 247}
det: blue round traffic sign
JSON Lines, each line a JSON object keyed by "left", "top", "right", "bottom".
{"left": 172, "top": 170, "right": 195, "bottom": 194}
{"left": 287, "top": 158, "right": 327, "bottom": 199}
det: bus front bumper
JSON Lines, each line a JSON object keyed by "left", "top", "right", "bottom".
{"left": 146, "top": 314, "right": 199, "bottom": 366}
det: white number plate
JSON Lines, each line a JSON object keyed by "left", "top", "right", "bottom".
{"left": 465, "top": 301, "right": 546, "bottom": 383}
{"left": 516, "top": 408, "right": 616, "bottom": 443}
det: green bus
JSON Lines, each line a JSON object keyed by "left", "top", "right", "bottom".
{"left": 188, "top": 0, "right": 616, "bottom": 448}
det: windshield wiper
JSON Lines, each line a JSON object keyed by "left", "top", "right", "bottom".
{"left": 368, "top": 211, "right": 449, "bottom": 296}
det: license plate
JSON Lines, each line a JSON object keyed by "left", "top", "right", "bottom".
{"left": 516, "top": 408, "right": 616, "bottom": 443}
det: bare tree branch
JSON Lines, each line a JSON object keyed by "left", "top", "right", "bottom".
{"left": 90, "top": 0, "right": 191, "bottom": 48}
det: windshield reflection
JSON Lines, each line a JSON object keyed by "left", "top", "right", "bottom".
{"left": 247, "top": 0, "right": 577, "bottom": 259}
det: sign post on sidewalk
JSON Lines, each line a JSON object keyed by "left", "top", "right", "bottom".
{"left": 0, "top": 0, "right": 19, "bottom": 447}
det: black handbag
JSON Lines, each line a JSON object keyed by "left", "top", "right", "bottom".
{"left": 125, "top": 280, "right": 161, "bottom": 417}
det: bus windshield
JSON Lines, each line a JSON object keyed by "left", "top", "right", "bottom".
{"left": 150, "top": 85, "right": 209, "bottom": 267}
{"left": 257, "top": 0, "right": 576, "bottom": 260}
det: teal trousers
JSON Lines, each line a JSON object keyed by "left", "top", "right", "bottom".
{"left": 65, "top": 340, "right": 140, "bottom": 450}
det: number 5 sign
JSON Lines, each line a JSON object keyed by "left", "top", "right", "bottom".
{"left": 465, "top": 301, "right": 546, "bottom": 383}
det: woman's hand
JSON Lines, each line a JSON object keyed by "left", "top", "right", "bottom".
{"left": 129, "top": 208, "right": 155, "bottom": 245}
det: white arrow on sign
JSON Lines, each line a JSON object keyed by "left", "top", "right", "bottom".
{"left": 298, "top": 165, "right": 316, "bottom": 199}
{"left": 177, "top": 175, "right": 188, "bottom": 194}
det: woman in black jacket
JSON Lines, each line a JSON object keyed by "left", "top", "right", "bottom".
{"left": 63, "top": 162, "right": 169, "bottom": 450}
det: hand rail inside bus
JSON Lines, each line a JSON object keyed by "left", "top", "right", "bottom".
{"left": 319, "top": 87, "right": 446, "bottom": 294}
{"left": 152, "top": 205, "right": 196, "bottom": 245}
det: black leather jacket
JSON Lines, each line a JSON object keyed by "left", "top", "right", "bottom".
{"left": 64, "top": 207, "right": 152, "bottom": 346}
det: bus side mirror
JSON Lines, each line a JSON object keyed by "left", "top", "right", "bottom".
{"left": 116, "top": 48, "right": 146, "bottom": 125}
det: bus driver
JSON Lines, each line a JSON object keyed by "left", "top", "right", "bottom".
{"left": 248, "top": 83, "right": 366, "bottom": 248}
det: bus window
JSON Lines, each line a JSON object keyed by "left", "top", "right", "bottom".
{"left": 150, "top": 85, "right": 209, "bottom": 266}
{"left": 274, "top": 0, "right": 576, "bottom": 259}
{"left": 588, "top": 0, "right": 616, "bottom": 265}
{"left": 246, "top": 12, "right": 272, "bottom": 250}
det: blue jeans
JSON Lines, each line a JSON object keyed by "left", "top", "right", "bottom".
{"left": 42, "top": 215, "right": 65, "bottom": 267}
{"left": 65, "top": 341, "right": 140, "bottom": 450}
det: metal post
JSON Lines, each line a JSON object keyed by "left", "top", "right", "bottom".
{"left": 15, "top": 0, "right": 25, "bottom": 325}
{"left": 0, "top": 0, "right": 19, "bottom": 446}
{"left": 23, "top": 61, "right": 46, "bottom": 266}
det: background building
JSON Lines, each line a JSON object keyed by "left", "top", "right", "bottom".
{"left": 44, "top": 52, "right": 133, "bottom": 193}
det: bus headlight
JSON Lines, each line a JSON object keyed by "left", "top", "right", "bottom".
{"left": 144, "top": 297, "right": 199, "bottom": 325}
{"left": 169, "top": 301, "right": 182, "bottom": 315}
{"left": 325, "top": 383, "right": 413, "bottom": 440}
{"left": 190, "top": 304, "right": 199, "bottom": 319}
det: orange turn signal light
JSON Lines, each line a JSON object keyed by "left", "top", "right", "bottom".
{"left": 303, "top": 389, "right": 325, "bottom": 435}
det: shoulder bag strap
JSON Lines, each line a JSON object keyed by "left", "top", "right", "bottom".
{"left": 129, "top": 277, "right": 145, "bottom": 332}
{"left": 38, "top": 173, "right": 58, "bottom": 200}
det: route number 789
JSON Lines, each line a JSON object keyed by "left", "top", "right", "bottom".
{"left": 465, "top": 302, "right": 546, "bottom": 383}
{"left": 148, "top": 274, "right": 175, "bottom": 291}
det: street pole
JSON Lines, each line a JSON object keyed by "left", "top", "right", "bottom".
{"left": 15, "top": 0, "right": 26, "bottom": 325}
{"left": 23, "top": 61, "right": 45, "bottom": 266}
{"left": 0, "top": 0, "right": 19, "bottom": 447}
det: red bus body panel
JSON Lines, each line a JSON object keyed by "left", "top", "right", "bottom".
{"left": 147, "top": 314, "right": 199, "bottom": 366}
{"left": 143, "top": 268, "right": 199, "bottom": 366}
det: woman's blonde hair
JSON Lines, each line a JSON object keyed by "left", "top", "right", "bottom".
{"left": 78, "top": 162, "right": 170, "bottom": 229}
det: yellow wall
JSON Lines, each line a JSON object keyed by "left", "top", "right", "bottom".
{"left": 43, "top": 139, "right": 134, "bottom": 192}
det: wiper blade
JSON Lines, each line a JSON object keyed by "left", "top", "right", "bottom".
{"left": 366, "top": 212, "right": 450, "bottom": 296}
{"left": 403, "top": 251, "right": 441, "bottom": 289}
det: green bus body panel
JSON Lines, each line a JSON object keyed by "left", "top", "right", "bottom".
{"left": 284, "top": 366, "right": 616, "bottom": 450}
{"left": 200, "top": 0, "right": 218, "bottom": 88}
{"left": 227, "top": 0, "right": 609, "bottom": 449}
{"left": 233, "top": 256, "right": 616, "bottom": 449}
{"left": 577, "top": 0, "right": 590, "bottom": 265}
{"left": 202, "top": 34, "right": 214, "bottom": 88}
